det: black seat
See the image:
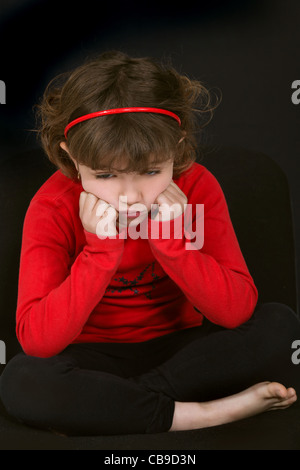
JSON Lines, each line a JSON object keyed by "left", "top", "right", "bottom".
{"left": 0, "top": 145, "right": 299, "bottom": 449}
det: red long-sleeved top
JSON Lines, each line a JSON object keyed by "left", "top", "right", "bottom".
{"left": 16, "top": 162, "right": 258, "bottom": 358}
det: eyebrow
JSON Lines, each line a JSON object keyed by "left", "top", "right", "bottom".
{"left": 91, "top": 164, "right": 165, "bottom": 173}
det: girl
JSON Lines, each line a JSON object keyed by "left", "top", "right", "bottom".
{"left": 0, "top": 51, "right": 299, "bottom": 436}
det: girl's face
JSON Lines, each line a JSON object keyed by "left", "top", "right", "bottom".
{"left": 60, "top": 143, "right": 174, "bottom": 227}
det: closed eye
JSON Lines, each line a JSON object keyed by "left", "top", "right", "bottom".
{"left": 146, "top": 170, "right": 161, "bottom": 176}
{"left": 95, "top": 174, "right": 114, "bottom": 179}
{"left": 95, "top": 170, "right": 161, "bottom": 179}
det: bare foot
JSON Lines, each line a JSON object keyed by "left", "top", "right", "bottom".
{"left": 169, "top": 381, "right": 297, "bottom": 432}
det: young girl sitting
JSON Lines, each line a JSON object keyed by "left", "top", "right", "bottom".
{"left": 0, "top": 51, "right": 299, "bottom": 436}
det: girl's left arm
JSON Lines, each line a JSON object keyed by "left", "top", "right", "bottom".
{"left": 148, "top": 170, "right": 258, "bottom": 329}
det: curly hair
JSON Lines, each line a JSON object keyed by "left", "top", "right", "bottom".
{"left": 36, "top": 51, "right": 218, "bottom": 181}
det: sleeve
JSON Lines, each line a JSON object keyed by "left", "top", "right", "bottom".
{"left": 147, "top": 169, "right": 258, "bottom": 328}
{"left": 16, "top": 198, "right": 125, "bottom": 358}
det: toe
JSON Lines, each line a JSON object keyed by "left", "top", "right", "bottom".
{"left": 267, "top": 382, "right": 289, "bottom": 399}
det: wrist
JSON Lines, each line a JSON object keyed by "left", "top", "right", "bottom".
{"left": 148, "top": 212, "right": 185, "bottom": 241}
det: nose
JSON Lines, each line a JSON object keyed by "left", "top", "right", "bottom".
{"left": 119, "top": 182, "right": 143, "bottom": 208}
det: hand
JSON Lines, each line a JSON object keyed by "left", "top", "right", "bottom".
{"left": 152, "top": 180, "right": 187, "bottom": 222}
{"left": 79, "top": 191, "right": 118, "bottom": 237}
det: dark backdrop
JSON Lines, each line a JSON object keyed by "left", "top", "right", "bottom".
{"left": 1, "top": 0, "right": 299, "bottom": 303}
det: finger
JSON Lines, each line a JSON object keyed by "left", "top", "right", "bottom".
{"left": 80, "top": 192, "right": 106, "bottom": 220}
{"left": 154, "top": 183, "right": 177, "bottom": 202}
{"left": 86, "top": 194, "right": 104, "bottom": 217}
{"left": 79, "top": 191, "right": 88, "bottom": 204}
{"left": 157, "top": 181, "right": 184, "bottom": 201}
{"left": 155, "top": 192, "right": 173, "bottom": 205}
{"left": 170, "top": 180, "right": 187, "bottom": 198}
{"left": 96, "top": 200, "right": 111, "bottom": 218}
{"left": 155, "top": 188, "right": 185, "bottom": 206}
{"left": 107, "top": 205, "right": 117, "bottom": 220}
{"left": 79, "top": 191, "right": 88, "bottom": 217}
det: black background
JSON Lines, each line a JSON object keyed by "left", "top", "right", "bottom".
{"left": 1, "top": 0, "right": 300, "bottom": 303}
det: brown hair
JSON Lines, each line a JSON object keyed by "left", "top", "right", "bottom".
{"left": 36, "top": 51, "right": 218, "bottom": 181}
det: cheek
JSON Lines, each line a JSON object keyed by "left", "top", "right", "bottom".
{"left": 151, "top": 174, "right": 173, "bottom": 200}
{"left": 81, "top": 180, "right": 109, "bottom": 201}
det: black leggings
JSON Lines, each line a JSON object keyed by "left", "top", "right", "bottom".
{"left": 1, "top": 302, "right": 300, "bottom": 436}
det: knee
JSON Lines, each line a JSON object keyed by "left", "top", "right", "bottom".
{"left": 0, "top": 353, "right": 71, "bottom": 424}
{"left": 254, "top": 302, "right": 300, "bottom": 338}
{"left": 0, "top": 354, "right": 42, "bottom": 421}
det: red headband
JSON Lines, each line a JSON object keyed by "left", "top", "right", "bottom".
{"left": 64, "top": 107, "right": 181, "bottom": 139}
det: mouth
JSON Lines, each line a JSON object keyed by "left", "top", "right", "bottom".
{"left": 119, "top": 210, "right": 146, "bottom": 217}
{"left": 118, "top": 211, "right": 148, "bottom": 223}
{"left": 127, "top": 211, "right": 141, "bottom": 219}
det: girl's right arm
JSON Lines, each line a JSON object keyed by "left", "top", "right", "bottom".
{"left": 16, "top": 195, "right": 124, "bottom": 358}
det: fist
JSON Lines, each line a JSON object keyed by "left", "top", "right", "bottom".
{"left": 79, "top": 191, "right": 118, "bottom": 237}
{"left": 152, "top": 181, "right": 187, "bottom": 222}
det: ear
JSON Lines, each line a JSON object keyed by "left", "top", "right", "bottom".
{"left": 60, "top": 142, "right": 77, "bottom": 166}
{"left": 60, "top": 141, "right": 70, "bottom": 155}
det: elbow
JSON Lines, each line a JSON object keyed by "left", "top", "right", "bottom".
{"left": 16, "top": 325, "right": 64, "bottom": 359}
{"left": 18, "top": 338, "right": 62, "bottom": 358}
{"left": 220, "top": 313, "right": 252, "bottom": 330}
{"left": 20, "top": 344, "right": 61, "bottom": 359}
{"left": 221, "top": 283, "right": 258, "bottom": 329}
